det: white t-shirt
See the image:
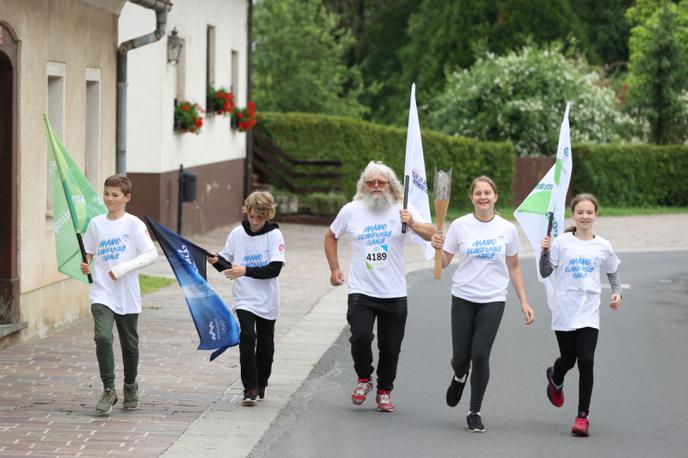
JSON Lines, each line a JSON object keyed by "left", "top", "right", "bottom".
{"left": 548, "top": 232, "right": 620, "bottom": 331}
{"left": 83, "top": 213, "right": 156, "bottom": 315}
{"left": 443, "top": 214, "right": 520, "bottom": 303}
{"left": 330, "top": 200, "right": 425, "bottom": 299}
{"left": 219, "top": 224, "right": 285, "bottom": 320}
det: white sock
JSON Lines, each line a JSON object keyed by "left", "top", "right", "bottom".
{"left": 454, "top": 374, "right": 467, "bottom": 383}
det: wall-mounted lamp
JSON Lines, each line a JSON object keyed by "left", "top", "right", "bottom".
{"left": 167, "top": 28, "right": 184, "bottom": 64}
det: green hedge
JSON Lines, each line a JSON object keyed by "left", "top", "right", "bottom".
{"left": 573, "top": 144, "right": 688, "bottom": 207}
{"left": 256, "top": 112, "right": 516, "bottom": 206}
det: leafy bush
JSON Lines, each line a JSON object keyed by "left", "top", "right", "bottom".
{"left": 572, "top": 143, "right": 688, "bottom": 206}
{"left": 429, "top": 44, "right": 634, "bottom": 156}
{"left": 256, "top": 112, "right": 516, "bottom": 205}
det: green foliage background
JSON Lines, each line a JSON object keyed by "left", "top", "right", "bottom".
{"left": 429, "top": 44, "right": 634, "bottom": 156}
{"left": 252, "top": 0, "right": 367, "bottom": 117}
{"left": 626, "top": 2, "right": 688, "bottom": 144}
{"left": 572, "top": 143, "right": 688, "bottom": 206}
{"left": 256, "top": 112, "right": 516, "bottom": 205}
{"left": 258, "top": 1, "right": 635, "bottom": 126}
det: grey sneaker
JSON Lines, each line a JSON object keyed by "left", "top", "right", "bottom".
{"left": 96, "top": 388, "right": 118, "bottom": 414}
{"left": 123, "top": 382, "right": 139, "bottom": 410}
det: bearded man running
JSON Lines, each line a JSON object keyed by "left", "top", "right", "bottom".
{"left": 324, "top": 161, "right": 435, "bottom": 413}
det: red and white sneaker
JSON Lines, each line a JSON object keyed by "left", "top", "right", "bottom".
{"left": 375, "top": 390, "right": 394, "bottom": 413}
{"left": 546, "top": 367, "right": 564, "bottom": 407}
{"left": 351, "top": 378, "right": 373, "bottom": 405}
{"left": 571, "top": 415, "right": 590, "bottom": 436}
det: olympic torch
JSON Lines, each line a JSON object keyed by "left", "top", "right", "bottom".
{"left": 433, "top": 168, "right": 452, "bottom": 279}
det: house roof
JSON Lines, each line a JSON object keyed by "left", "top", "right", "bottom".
{"left": 80, "top": 0, "right": 175, "bottom": 15}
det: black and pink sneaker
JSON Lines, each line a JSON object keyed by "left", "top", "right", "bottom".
{"left": 546, "top": 367, "right": 564, "bottom": 407}
{"left": 351, "top": 378, "right": 373, "bottom": 405}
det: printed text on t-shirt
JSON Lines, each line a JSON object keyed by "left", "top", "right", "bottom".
{"left": 357, "top": 223, "right": 392, "bottom": 246}
{"left": 466, "top": 238, "right": 502, "bottom": 260}
{"left": 97, "top": 237, "right": 126, "bottom": 261}
{"left": 564, "top": 257, "right": 594, "bottom": 279}
{"left": 242, "top": 252, "right": 268, "bottom": 267}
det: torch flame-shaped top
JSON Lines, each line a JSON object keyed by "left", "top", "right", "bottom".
{"left": 434, "top": 168, "right": 452, "bottom": 201}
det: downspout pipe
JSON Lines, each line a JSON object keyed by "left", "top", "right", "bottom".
{"left": 116, "top": 0, "right": 173, "bottom": 174}
{"left": 244, "top": 0, "right": 253, "bottom": 198}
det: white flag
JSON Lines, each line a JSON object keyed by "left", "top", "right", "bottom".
{"left": 403, "top": 83, "right": 434, "bottom": 260}
{"left": 513, "top": 103, "right": 572, "bottom": 310}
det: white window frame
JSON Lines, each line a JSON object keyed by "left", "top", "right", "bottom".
{"left": 207, "top": 25, "right": 216, "bottom": 89}
{"left": 231, "top": 49, "right": 239, "bottom": 100}
{"left": 85, "top": 67, "right": 102, "bottom": 191}
{"left": 46, "top": 61, "right": 66, "bottom": 219}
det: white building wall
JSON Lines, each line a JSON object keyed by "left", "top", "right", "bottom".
{"left": 119, "top": 0, "right": 248, "bottom": 174}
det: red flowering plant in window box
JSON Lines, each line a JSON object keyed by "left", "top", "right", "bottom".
{"left": 206, "top": 85, "right": 236, "bottom": 115}
{"left": 174, "top": 100, "right": 204, "bottom": 134}
{"left": 232, "top": 100, "right": 256, "bottom": 132}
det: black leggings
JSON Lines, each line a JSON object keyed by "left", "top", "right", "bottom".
{"left": 236, "top": 309, "right": 276, "bottom": 390}
{"left": 551, "top": 327, "right": 599, "bottom": 414}
{"left": 450, "top": 296, "right": 505, "bottom": 412}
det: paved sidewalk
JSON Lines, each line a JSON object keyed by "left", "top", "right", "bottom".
{"left": 1, "top": 215, "right": 686, "bottom": 457}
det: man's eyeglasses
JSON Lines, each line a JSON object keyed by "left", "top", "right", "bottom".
{"left": 365, "top": 179, "right": 388, "bottom": 188}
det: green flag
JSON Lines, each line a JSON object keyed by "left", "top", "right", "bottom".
{"left": 44, "top": 114, "right": 107, "bottom": 283}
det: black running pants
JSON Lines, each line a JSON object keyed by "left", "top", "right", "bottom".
{"left": 237, "top": 309, "right": 276, "bottom": 390}
{"left": 347, "top": 293, "right": 408, "bottom": 391}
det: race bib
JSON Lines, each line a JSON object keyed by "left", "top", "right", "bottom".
{"left": 365, "top": 244, "right": 389, "bottom": 270}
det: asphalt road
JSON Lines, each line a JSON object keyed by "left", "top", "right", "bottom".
{"left": 252, "top": 251, "right": 688, "bottom": 458}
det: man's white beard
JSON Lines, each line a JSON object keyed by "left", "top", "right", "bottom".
{"left": 363, "top": 191, "right": 393, "bottom": 212}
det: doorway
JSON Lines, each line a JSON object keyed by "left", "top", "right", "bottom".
{"left": 0, "top": 21, "right": 19, "bottom": 326}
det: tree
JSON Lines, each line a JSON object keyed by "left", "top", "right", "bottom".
{"left": 428, "top": 44, "right": 633, "bottom": 156}
{"left": 252, "top": 0, "right": 367, "bottom": 117}
{"left": 625, "top": 0, "right": 680, "bottom": 27}
{"left": 323, "top": 0, "right": 421, "bottom": 124}
{"left": 626, "top": 2, "right": 688, "bottom": 143}
{"left": 571, "top": 0, "right": 634, "bottom": 66}
{"left": 399, "top": 0, "right": 591, "bottom": 117}
{"left": 315, "top": 0, "right": 636, "bottom": 126}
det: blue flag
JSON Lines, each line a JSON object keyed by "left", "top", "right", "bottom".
{"left": 145, "top": 217, "right": 240, "bottom": 360}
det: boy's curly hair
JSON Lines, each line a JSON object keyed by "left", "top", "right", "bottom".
{"left": 242, "top": 191, "right": 276, "bottom": 219}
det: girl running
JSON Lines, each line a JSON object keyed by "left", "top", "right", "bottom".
{"left": 431, "top": 175, "right": 535, "bottom": 432}
{"left": 540, "top": 193, "right": 622, "bottom": 436}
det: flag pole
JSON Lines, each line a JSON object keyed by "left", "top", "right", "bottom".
{"left": 76, "top": 234, "right": 93, "bottom": 283}
{"left": 542, "top": 211, "right": 554, "bottom": 255}
{"left": 402, "top": 83, "right": 415, "bottom": 234}
{"left": 542, "top": 102, "right": 571, "bottom": 256}
{"left": 401, "top": 178, "right": 409, "bottom": 233}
